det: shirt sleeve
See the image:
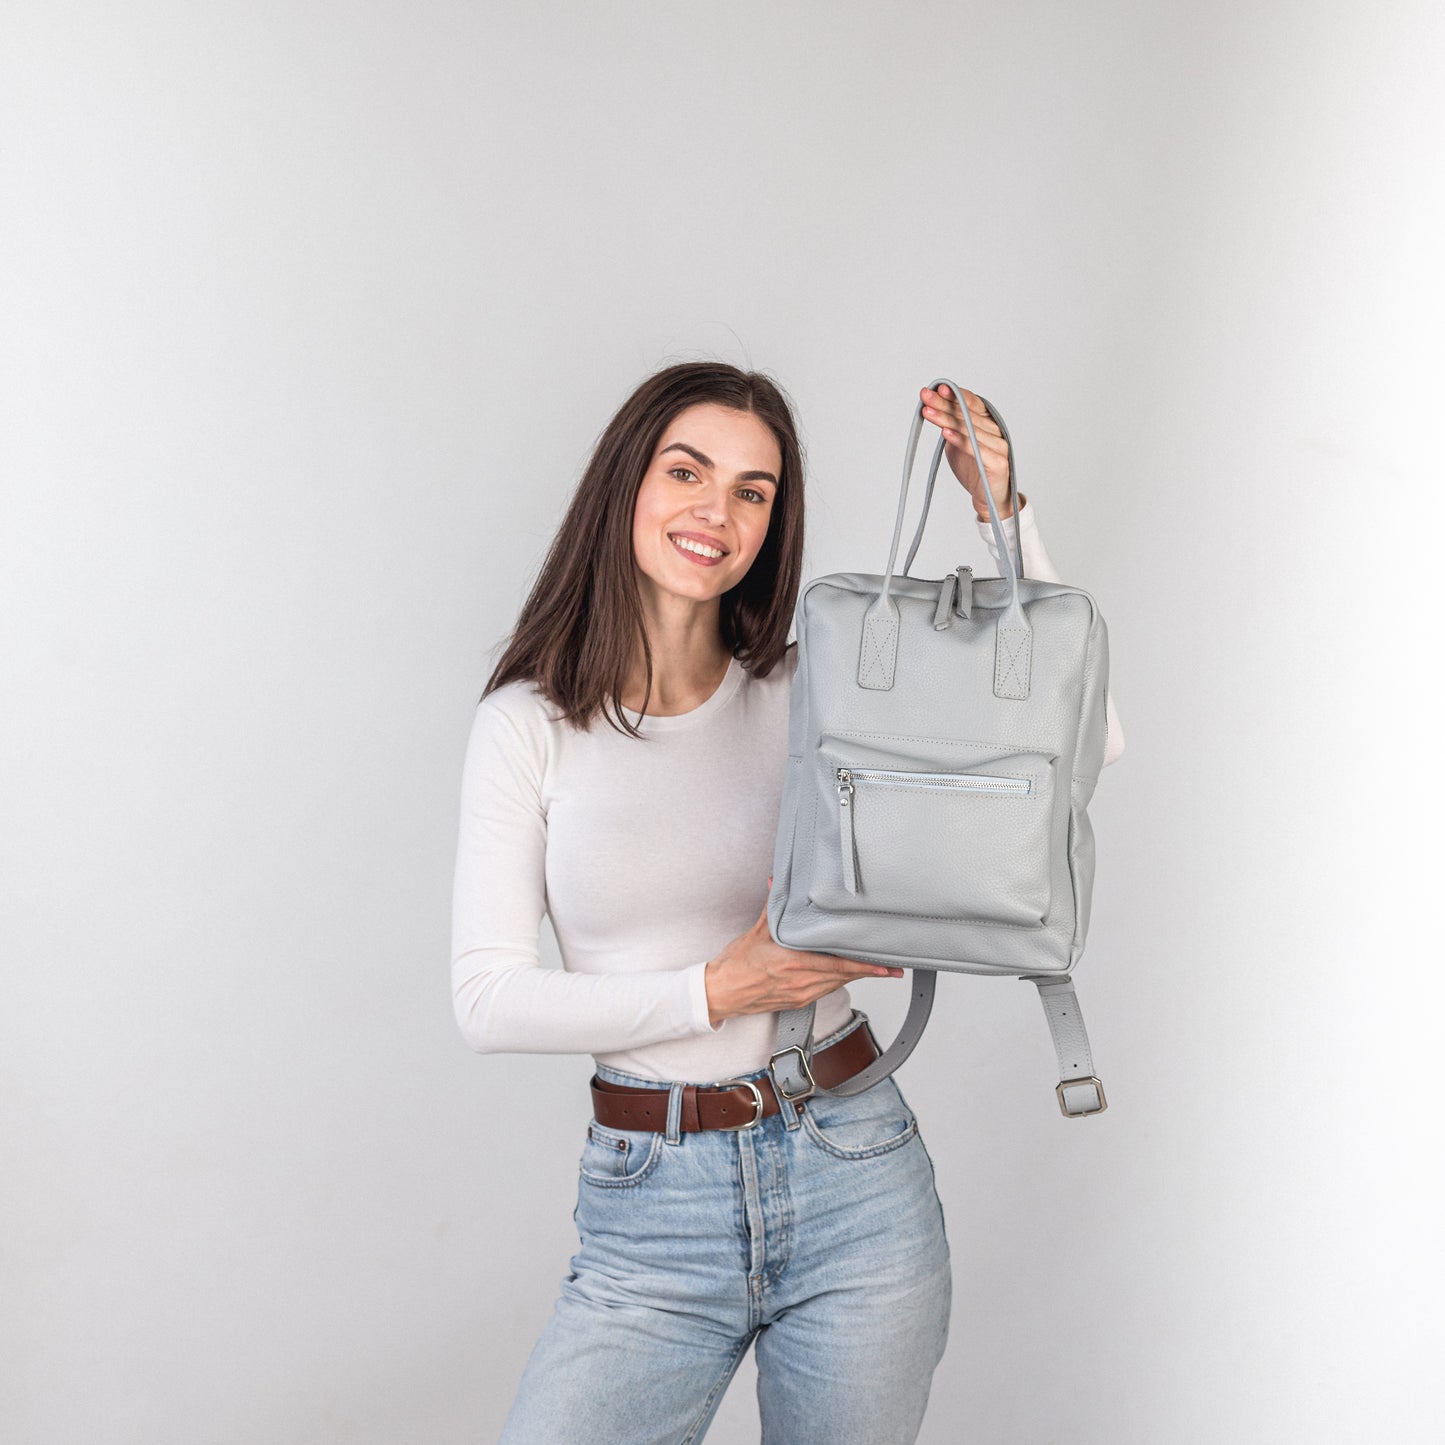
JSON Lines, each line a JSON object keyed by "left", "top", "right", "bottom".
{"left": 450, "top": 695, "right": 723, "bottom": 1055}
{"left": 976, "top": 497, "right": 1126, "bottom": 768}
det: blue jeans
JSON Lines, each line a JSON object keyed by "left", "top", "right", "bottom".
{"left": 499, "top": 1012, "right": 953, "bottom": 1444}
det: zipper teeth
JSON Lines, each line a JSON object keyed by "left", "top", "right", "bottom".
{"left": 837, "top": 766, "right": 1029, "bottom": 794}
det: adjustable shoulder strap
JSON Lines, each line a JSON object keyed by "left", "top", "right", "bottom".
{"left": 1030, "top": 975, "right": 1108, "bottom": 1116}
{"left": 769, "top": 971, "right": 1108, "bottom": 1118}
{"left": 769, "top": 971, "right": 937, "bottom": 1101}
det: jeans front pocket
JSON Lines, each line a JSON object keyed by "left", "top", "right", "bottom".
{"left": 578, "top": 1118, "right": 664, "bottom": 1188}
{"left": 799, "top": 1076, "right": 919, "bottom": 1160}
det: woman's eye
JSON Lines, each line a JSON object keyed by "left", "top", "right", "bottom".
{"left": 667, "top": 468, "right": 767, "bottom": 504}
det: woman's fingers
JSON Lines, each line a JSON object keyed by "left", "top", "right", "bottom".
{"left": 923, "top": 384, "right": 1001, "bottom": 440}
{"left": 764, "top": 875, "right": 902, "bottom": 980}
{"left": 780, "top": 946, "right": 901, "bottom": 982}
{"left": 921, "top": 383, "right": 1012, "bottom": 499}
{"left": 923, "top": 386, "right": 1002, "bottom": 448}
{"left": 825, "top": 953, "right": 904, "bottom": 979}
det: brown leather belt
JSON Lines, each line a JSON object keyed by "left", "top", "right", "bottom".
{"left": 589, "top": 1022, "right": 881, "bottom": 1133}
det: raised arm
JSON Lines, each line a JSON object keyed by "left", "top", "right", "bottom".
{"left": 919, "top": 383, "right": 1124, "bottom": 769}
{"left": 450, "top": 696, "right": 720, "bottom": 1054}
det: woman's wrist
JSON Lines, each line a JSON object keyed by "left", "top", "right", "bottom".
{"left": 975, "top": 490, "right": 1026, "bottom": 522}
{"left": 703, "top": 958, "right": 729, "bottom": 1029}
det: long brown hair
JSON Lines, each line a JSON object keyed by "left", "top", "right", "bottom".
{"left": 480, "top": 361, "right": 807, "bottom": 738}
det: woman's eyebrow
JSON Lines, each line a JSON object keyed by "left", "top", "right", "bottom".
{"left": 659, "top": 442, "right": 777, "bottom": 487}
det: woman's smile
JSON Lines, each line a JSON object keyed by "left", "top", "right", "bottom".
{"left": 631, "top": 403, "right": 779, "bottom": 608}
{"left": 668, "top": 531, "right": 729, "bottom": 566}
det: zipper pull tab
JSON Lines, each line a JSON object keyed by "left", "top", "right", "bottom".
{"left": 954, "top": 564, "right": 974, "bottom": 620}
{"left": 932, "top": 572, "right": 957, "bottom": 630}
{"left": 836, "top": 769, "right": 858, "bottom": 895}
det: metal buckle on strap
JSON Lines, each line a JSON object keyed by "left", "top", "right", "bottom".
{"left": 713, "top": 1077, "right": 765, "bottom": 1130}
{"left": 1056, "top": 1076, "right": 1108, "bottom": 1117}
{"left": 769, "top": 1045, "right": 817, "bottom": 1103}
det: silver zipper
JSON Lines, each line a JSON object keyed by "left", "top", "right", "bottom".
{"left": 834, "top": 765, "right": 1030, "bottom": 896}
{"left": 836, "top": 766, "right": 1030, "bottom": 796}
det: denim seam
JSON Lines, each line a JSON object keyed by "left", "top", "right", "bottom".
{"left": 578, "top": 1130, "right": 664, "bottom": 1187}
{"left": 679, "top": 1333, "right": 753, "bottom": 1445}
{"left": 760, "top": 1129, "right": 793, "bottom": 1292}
{"left": 799, "top": 1113, "right": 920, "bottom": 1161}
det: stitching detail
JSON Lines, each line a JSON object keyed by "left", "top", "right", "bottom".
{"left": 825, "top": 730, "right": 1057, "bottom": 755}
{"left": 680, "top": 1336, "right": 753, "bottom": 1445}
{"left": 800, "top": 1110, "right": 919, "bottom": 1161}
{"left": 801, "top": 898, "right": 1050, "bottom": 930}
{"left": 995, "top": 625, "right": 1031, "bottom": 695}
{"left": 859, "top": 615, "right": 897, "bottom": 686}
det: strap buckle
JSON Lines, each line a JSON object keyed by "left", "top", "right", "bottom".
{"left": 769, "top": 1045, "right": 817, "bottom": 1103}
{"left": 1056, "top": 1076, "right": 1107, "bottom": 1117}
{"left": 713, "top": 1077, "right": 765, "bottom": 1130}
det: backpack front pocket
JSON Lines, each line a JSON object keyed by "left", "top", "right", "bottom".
{"left": 808, "top": 737, "right": 1057, "bottom": 927}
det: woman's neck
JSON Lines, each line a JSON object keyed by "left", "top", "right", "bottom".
{"left": 620, "top": 638, "right": 733, "bottom": 716}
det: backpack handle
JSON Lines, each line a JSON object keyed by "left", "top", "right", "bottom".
{"left": 858, "top": 378, "right": 1033, "bottom": 699}
{"left": 892, "top": 379, "right": 1023, "bottom": 591}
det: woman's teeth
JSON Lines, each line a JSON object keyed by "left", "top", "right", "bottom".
{"left": 670, "top": 535, "right": 724, "bottom": 560}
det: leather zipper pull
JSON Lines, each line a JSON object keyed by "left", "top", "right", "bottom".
{"left": 932, "top": 571, "right": 957, "bottom": 630}
{"left": 953, "top": 564, "right": 974, "bottom": 620}
{"left": 836, "top": 769, "right": 858, "bottom": 894}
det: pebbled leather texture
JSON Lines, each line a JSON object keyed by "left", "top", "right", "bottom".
{"left": 767, "top": 380, "right": 1110, "bottom": 1116}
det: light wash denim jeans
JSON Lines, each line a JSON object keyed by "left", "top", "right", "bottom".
{"left": 499, "top": 1011, "right": 953, "bottom": 1444}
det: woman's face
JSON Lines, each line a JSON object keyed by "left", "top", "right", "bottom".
{"left": 631, "top": 402, "right": 782, "bottom": 610}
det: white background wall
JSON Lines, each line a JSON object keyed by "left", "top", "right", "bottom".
{"left": 3, "top": 2, "right": 1441, "bottom": 1441}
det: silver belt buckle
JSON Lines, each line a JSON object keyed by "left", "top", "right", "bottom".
{"left": 1056, "top": 1076, "right": 1108, "bottom": 1116}
{"left": 768, "top": 1045, "right": 817, "bottom": 1103}
{"left": 713, "top": 1077, "right": 765, "bottom": 1130}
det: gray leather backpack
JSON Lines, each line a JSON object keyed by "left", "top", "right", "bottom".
{"left": 766, "top": 379, "right": 1111, "bottom": 1117}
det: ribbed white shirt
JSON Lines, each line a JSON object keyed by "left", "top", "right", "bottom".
{"left": 450, "top": 497, "right": 1125, "bottom": 1082}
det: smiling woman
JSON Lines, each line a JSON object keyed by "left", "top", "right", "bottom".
{"left": 453, "top": 363, "right": 954, "bottom": 1442}
{"left": 623, "top": 402, "right": 785, "bottom": 712}
{"left": 451, "top": 359, "right": 1122, "bottom": 1443}
{"left": 480, "top": 364, "right": 806, "bottom": 736}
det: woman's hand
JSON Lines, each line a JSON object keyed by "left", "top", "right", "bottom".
{"left": 703, "top": 878, "right": 904, "bottom": 1027}
{"left": 919, "top": 383, "right": 1025, "bottom": 521}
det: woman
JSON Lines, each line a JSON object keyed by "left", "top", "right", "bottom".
{"left": 451, "top": 362, "right": 1125, "bottom": 1443}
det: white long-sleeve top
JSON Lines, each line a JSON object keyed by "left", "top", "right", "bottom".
{"left": 450, "top": 497, "right": 1125, "bottom": 1082}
